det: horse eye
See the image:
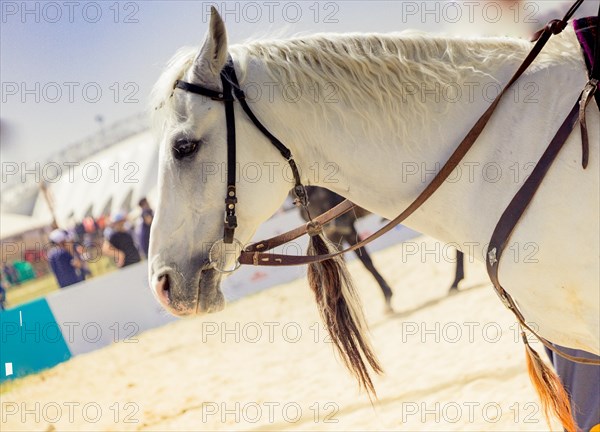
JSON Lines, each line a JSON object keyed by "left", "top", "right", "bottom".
{"left": 172, "top": 139, "right": 199, "bottom": 159}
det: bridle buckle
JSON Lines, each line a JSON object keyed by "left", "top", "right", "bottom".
{"left": 293, "top": 184, "right": 309, "bottom": 207}
{"left": 208, "top": 238, "right": 243, "bottom": 273}
{"left": 225, "top": 213, "right": 238, "bottom": 229}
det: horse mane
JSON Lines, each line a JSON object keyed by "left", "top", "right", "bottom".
{"left": 152, "top": 29, "right": 582, "bottom": 145}
{"left": 243, "top": 29, "right": 581, "bottom": 144}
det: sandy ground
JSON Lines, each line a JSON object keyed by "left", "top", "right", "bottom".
{"left": 2, "top": 236, "right": 561, "bottom": 431}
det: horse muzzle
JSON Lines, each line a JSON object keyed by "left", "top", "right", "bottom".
{"left": 152, "top": 264, "right": 224, "bottom": 315}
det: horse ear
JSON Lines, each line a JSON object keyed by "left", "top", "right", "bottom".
{"left": 193, "top": 6, "right": 228, "bottom": 83}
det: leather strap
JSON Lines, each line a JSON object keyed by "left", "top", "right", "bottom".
{"left": 579, "top": 78, "right": 598, "bottom": 169}
{"left": 223, "top": 62, "right": 308, "bottom": 205}
{"left": 485, "top": 96, "right": 600, "bottom": 365}
{"left": 485, "top": 4, "right": 600, "bottom": 365}
{"left": 175, "top": 58, "right": 308, "bottom": 242}
{"left": 486, "top": 99, "right": 581, "bottom": 286}
{"left": 243, "top": 200, "right": 356, "bottom": 253}
{"left": 509, "top": 294, "right": 600, "bottom": 365}
{"left": 530, "top": 0, "right": 584, "bottom": 42}
{"left": 174, "top": 80, "right": 230, "bottom": 101}
{"left": 578, "top": 3, "right": 600, "bottom": 167}
{"left": 221, "top": 62, "right": 238, "bottom": 243}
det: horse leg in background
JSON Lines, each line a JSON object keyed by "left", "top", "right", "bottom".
{"left": 448, "top": 250, "right": 465, "bottom": 293}
{"left": 344, "top": 224, "right": 394, "bottom": 312}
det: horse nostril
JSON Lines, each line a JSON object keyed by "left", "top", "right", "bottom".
{"left": 156, "top": 274, "right": 171, "bottom": 305}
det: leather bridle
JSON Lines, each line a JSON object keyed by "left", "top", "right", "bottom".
{"left": 173, "top": 0, "right": 599, "bottom": 364}
{"left": 174, "top": 61, "right": 309, "bottom": 246}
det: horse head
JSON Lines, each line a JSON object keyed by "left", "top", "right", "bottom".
{"left": 148, "top": 8, "right": 291, "bottom": 315}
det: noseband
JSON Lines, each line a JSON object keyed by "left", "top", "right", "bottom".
{"left": 174, "top": 57, "right": 308, "bottom": 248}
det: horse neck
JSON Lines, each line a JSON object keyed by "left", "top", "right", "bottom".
{"left": 236, "top": 31, "right": 583, "bottom": 255}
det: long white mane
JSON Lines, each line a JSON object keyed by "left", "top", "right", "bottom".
{"left": 152, "top": 28, "right": 582, "bottom": 143}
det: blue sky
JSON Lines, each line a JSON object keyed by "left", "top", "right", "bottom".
{"left": 1, "top": 0, "right": 597, "bottom": 165}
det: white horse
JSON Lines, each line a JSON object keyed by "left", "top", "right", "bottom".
{"left": 148, "top": 7, "right": 598, "bottom": 426}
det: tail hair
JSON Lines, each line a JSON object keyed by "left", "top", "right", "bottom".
{"left": 523, "top": 334, "right": 576, "bottom": 432}
{"left": 306, "top": 229, "right": 383, "bottom": 398}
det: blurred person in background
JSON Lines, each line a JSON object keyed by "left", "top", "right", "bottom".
{"left": 82, "top": 216, "right": 96, "bottom": 234}
{"left": 102, "top": 211, "right": 141, "bottom": 268}
{"left": 0, "top": 279, "right": 7, "bottom": 310}
{"left": 2, "top": 263, "right": 19, "bottom": 286}
{"left": 74, "top": 221, "right": 86, "bottom": 243}
{"left": 96, "top": 214, "right": 107, "bottom": 232}
{"left": 137, "top": 197, "right": 154, "bottom": 259}
{"left": 68, "top": 232, "right": 92, "bottom": 281}
{"left": 47, "top": 229, "right": 84, "bottom": 288}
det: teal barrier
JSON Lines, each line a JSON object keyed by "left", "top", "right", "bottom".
{"left": 0, "top": 298, "right": 71, "bottom": 382}
{"left": 13, "top": 261, "right": 36, "bottom": 283}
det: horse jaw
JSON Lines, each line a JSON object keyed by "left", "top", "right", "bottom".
{"left": 197, "top": 268, "right": 225, "bottom": 313}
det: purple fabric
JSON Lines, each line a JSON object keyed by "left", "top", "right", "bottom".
{"left": 573, "top": 16, "right": 598, "bottom": 73}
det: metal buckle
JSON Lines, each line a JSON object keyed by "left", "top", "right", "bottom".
{"left": 208, "top": 239, "right": 243, "bottom": 273}
{"left": 293, "top": 184, "right": 309, "bottom": 207}
{"left": 488, "top": 247, "right": 498, "bottom": 266}
{"left": 582, "top": 78, "right": 598, "bottom": 100}
{"left": 225, "top": 213, "right": 238, "bottom": 228}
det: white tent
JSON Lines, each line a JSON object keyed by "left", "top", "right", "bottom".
{"left": 0, "top": 213, "right": 52, "bottom": 240}
{"left": 32, "top": 131, "right": 159, "bottom": 227}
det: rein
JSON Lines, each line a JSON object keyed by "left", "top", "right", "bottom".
{"left": 174, "top": 0, "right": 599, "bottom": 364}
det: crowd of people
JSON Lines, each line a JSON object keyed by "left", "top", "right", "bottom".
{"left": 1, "top": 198, "right": 154, "bottom": 309}
{"left": 48, "top": 197, "right": 154, "bottom": 289}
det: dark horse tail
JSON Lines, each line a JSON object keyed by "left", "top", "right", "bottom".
{"left": 306, "top": 226, "right": 383, "bottom": 398}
